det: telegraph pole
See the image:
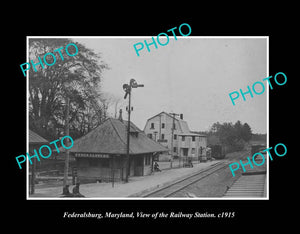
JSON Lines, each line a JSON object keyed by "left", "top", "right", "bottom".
{"left": 63, "top": 97, "right": 70, "bottom": 194}
{"left": 123, "top": 79, "right": 144, "bottom": 183}
{"left": 169, "top": 112, "right": 182, "bottom": 168}
{"left": 125, "top": 88, "right": 131, "bottom": 183}
{"left": 111, "top": 155, "right": 115, "bottom": 188}
{"left": 30, "top": 152, "right": 36, "bottom": 195}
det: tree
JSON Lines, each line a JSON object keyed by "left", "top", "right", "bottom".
{"left": 210, "top": 122, "right": 222, "bottom": 135}
{"left": 218, "top": 122, "right": 236, "bottom": 146}
{"left": 234, "top": 120, "right": 243, "bottom": 139}
{"left": 241, "top": 123, "right": 252, "bottom": 142}
{"left": 28, "top": 38, "right": 109, "bottom": 140}
{"left": 208, "top": 120, "right": 253, "bottom": 152}
{"left": 100, "top": 92, "right": 123, "bottom": 118}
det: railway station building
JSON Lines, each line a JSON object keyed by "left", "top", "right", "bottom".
{"left": 67, "top": 115, "right": 168, "bottom": 183}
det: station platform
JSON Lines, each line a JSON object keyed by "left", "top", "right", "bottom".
{"left": 223, "top": 174, "right": 266, "bottom": 198}
{"left": 223, "top": 159, "right": 267, "bottom": 198}
{"left": 30, "top": 160, "right": 220, "bottom": 198}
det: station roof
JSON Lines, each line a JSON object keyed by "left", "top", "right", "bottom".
{"left": 145, "top": 111, "right": 206, "bottom": 137}
{"left": 29, "top": 130, "right": 48, "bottom": 144}
{"left": 68, "top": 118, "right": 168, "bottom": 156}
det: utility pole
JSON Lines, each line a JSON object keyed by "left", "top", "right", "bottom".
{"left": 63, "top": 97, "right": 70, "bottom": 195}
{"left": 30, "top": 151, "right": 36, "bottom": 195}
{"left": 169, "top": 112, "right": 182, "bottom": 168}
{"left": 111, "top": 155, "right": 115, "bottom": 188}
{"left": 125, "top": 88, "right": 131, "bottom": 183}
{"left": 123, "top": 79, "right": 144, "bottom": 183}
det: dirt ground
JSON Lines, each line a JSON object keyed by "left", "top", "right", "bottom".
{"left": 170, "top": 166, "right": 243, "bottom": 197}
{"left": 170, "top": 149, "right": 252, "bottom": 197}
{"left": 225, "top": 148, "right": 252, "bottom": 161}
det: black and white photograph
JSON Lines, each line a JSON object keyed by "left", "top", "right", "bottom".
{"left": 26, "top": 36, "right": 268, "bottom": 199}
{"left": 4, "top": 5, "right": 296, "bottom": 228}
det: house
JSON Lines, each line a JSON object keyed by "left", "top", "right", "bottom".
{"left": 144, "top": 111, "right": 207, "bottom": 161}
{"left": 66, "top": 113, "right": 168, "bottom": 183}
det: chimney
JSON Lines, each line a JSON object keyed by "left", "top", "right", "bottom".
{"left": 118, "top": 109, "right": 123, "bottom": 122}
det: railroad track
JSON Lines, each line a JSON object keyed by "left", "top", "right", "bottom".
{"left": 142, "top": 161, "right": 231, "bottom": 197}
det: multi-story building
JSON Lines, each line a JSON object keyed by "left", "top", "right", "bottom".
{"left": 144, "top": 111, "right": 207, "bottom": 161}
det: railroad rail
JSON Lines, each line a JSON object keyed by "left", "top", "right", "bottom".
{"left": 142, "top": 161, "right": 231, "bottom": 197}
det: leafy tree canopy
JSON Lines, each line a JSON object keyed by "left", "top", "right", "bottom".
{"left": 208, "top": 120, "right": 252, "bottom": 151}
{"left": 29, "top": 38, "right": 109, "bottom": 140}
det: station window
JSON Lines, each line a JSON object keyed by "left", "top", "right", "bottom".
{"left": 145, "top": 155, "right": 151, "bottom": 165}
{"left": 191, "top": 148, "right": 195, "bottom": 155}
{"left": 161, "top": 134, "right": 165, "bottom": 140}
{"left": 173, "top": 147, "right": 177, "bottom": 153}
{"left": 150, "top": 123, "right": 155, "bottom": 129}
{"left": 162, "top": 123, "right": 165, "bottom": 128}
{"left": 174, "top": 134, "right": 177, "bottom": 140}
{"left": 182, "top": 136, "right": 185, "bottom": 141}
{"left": 192, "top": 136, "right": 195, "bottom": 142}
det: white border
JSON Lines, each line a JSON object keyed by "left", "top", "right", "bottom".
{"left": 26, "top": 36, "right": 269, "bottom": 200}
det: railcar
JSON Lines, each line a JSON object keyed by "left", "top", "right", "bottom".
{"left": 210, "top": 145, "right": 226, "bottom": 159}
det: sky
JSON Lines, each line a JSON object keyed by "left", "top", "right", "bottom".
{"left": 73, "top": 37, "right": 268, "bottom": 134}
